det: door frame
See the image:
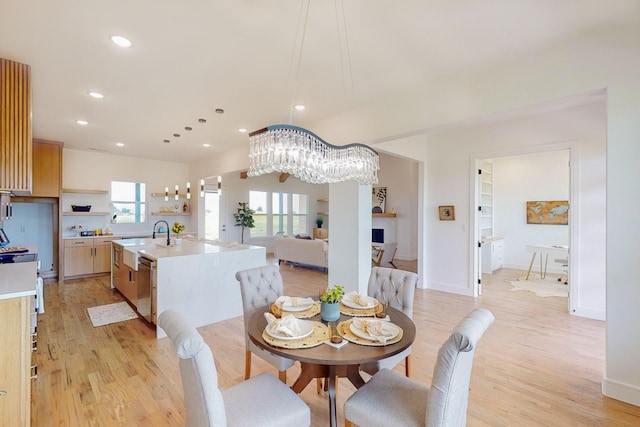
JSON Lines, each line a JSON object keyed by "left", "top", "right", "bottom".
{"left": 469, "top": 141, "right": 578, "bottom": 313}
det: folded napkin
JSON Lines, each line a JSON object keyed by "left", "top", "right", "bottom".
{"left": 352, "top": 318, "right": 396, "bottom": 344}
{"left": 264, "top": 313, "right": 302, "bottom": 337}
{"left": 344, "top": 291, "right": 377, "bottom": 308}
{"left": 276, "top": 296, "right": 315, "bottom": 309}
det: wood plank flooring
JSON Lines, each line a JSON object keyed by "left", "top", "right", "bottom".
{"left": 32, "top": 260, "right": 640, "bottom": 426}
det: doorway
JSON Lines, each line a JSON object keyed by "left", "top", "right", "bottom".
{"left": 204, "top": 176, "right": 223, "bottom": 240}
{"left": 473, "top": 148, "right": 574, "bottom": 311}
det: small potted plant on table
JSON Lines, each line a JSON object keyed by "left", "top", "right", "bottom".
{"left": 320, "top": 285, "right": 344, "bottom": 321}
{"left": 172, "top": 222, "right": 185, "bottom": 244}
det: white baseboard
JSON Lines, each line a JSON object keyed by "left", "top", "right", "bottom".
{"left": 425, "top": 281, "right": 474, "bottom": 296}
{"left": 602, "top": 377, "right": 640, "bottom": 407}
{"left": 572, "top": 306, "right": 605, "bottom": 321}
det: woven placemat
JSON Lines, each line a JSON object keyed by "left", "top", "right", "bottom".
{"left": 339, "top": 301, "right": 381, "bottom": 317}
{"left": 270, "top": 301, "right": 321, "bottom": 319}
{"left": 337, "top": 319, "right": 403, "bottom": 347}
{"left": 262, "top": 321, "right": 330, "bottom": 349}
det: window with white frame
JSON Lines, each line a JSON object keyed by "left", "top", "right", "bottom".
{"left": 111, "top": 181, "right": 146, "bottom": 223}
{"left": 246, "top": 190, "right": 308, "bottom": 238}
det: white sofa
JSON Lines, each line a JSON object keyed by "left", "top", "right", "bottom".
{"left": 273, "top": 237, "right": 328, "bottom": 270}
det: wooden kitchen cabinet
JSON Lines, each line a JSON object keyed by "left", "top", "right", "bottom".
{"left": 111, "top": 244, "right": 137, "bottom": 306}
{"left": 0, "top": 296, "right": 32, "bottom": 426}
{"left": 32, "top": 139, "right": 62, "bottom": 197}
{"left": 64, "top": 237, "right": 115, "bottom": 278}
{"left": 0, "top": 58, "right": 32, "bottom": 195}
{"left": 313, "top": 227, "right": 328, "bottom": 240}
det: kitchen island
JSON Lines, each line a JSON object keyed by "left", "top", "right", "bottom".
{"left": 111, "top": 238, "right": 266, "bottom": 338}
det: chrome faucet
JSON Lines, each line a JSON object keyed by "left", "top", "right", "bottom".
{"left": 152, "top": 220, "right": 171, "bottom": 246}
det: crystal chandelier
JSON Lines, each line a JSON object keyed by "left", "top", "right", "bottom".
{"left": 247, "top": 124, "right": 379, "bottom": 185}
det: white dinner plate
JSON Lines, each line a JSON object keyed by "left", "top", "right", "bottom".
{"left": 349, "top": 321, "right": 399, "bottom": 342}
{"left": 265, "top": 319, "right": 314, "bottom": 341}
{"left": 280, "top": 301, "right": 315, "bottom": 312}
{"left": 342, "top": 295, "right": 378, "bottom": 310}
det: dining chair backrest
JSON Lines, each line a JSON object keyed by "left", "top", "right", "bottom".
{"left": 235, "top": 265, "right": 284, "bottom": 346}
{"left": 158, "top": 309, "right": 226, "bottom": 427}
{"left": 427, "top": 308, "right": 495, "bottom": 426}
{"left": 368, "top": 267, "right": 418, "bottom": 318}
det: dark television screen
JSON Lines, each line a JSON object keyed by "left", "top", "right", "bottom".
{"left": 372, "top": 228, "right": 384, "bottom": 243}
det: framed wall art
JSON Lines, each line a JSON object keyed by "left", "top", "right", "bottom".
{"left": 438, "top": 205, "right": 455, "bottom": 221}
{"left": 526, "top": 200, "right": 569, "bottom": 225}
{"left": 372, "top": 187, "right": 387, "bottom": 213}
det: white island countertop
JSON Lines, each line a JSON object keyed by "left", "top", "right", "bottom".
{"left": 111, "top": 237, "right": 266, "bottom": 338}
{"left": 0, "top": 261, "right": 37, "bottom": 300}
{"left": 113, "top": 237, "right": 257, "bottom": 261}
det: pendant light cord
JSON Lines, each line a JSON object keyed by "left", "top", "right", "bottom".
{"left": 288, "top": 0, "right": 311, "bottom": 124}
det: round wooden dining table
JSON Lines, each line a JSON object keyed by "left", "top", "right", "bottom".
{"left": 247, "top": 305, "right": 416, "bottom": 427}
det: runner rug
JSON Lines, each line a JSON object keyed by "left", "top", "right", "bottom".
{"left": 87, "top": 301, "right": 138, "bottom": 327}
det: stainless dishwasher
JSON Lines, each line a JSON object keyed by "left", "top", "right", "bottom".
{"left": 137, "top": 256, "right": 156, "bottom": 323}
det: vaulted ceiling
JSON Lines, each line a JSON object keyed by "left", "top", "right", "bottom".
{"left": 1, "top": 0, "right": 637, "bottom": 163}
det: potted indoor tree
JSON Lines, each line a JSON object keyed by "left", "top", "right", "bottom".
{"left": 320, "top": 285, "right": 344, "bottom": 321}
{"left": 233, "top": 202, "right": 255, "bottom": 244}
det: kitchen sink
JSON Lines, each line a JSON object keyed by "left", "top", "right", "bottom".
{"left": 123, "top": 245, "right": 155, "bottom": 271}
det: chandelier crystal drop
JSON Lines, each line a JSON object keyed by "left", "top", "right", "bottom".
{"left": 247, "top": 125, "right": 379, "bottom": 185}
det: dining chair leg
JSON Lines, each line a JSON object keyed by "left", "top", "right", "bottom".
{"left": 345, "top": 420, "right": 357, "bottom": 427}
{"left": 244, "top": 350, "right": 251, "bottom": 380}
{"left": 278, "top": 370, "right": 287, "bottom": 383}
{"left": 405, "top": 354, "right": 412, "bottom": 377}
{"left": 316, "top": 378, "right": 322, "bottom": 394}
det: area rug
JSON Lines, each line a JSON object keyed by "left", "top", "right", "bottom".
{"left": 87, "top": 301, "right": 138, "bottom": 327}
{"left": 509, "top": 278, "right": 568, "bottom": 298}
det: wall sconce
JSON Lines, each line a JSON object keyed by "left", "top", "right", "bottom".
{"left": 200, "top": 179, "right": 205, "bottom": 197}
{"left": 217, "top": 176, "right": 222, "bottom": 195}
{"left": 175, "top": 185, "right": 179, "bottom": 200}
{"left": 165, "top": 186, "right": 169, "bottom": 201}
{"left": 187, "top": 182, "right": 191, "bottom": 199}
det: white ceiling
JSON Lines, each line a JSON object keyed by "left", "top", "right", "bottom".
{"left": 0, "top": 0, "right": 637, "bottom": 163}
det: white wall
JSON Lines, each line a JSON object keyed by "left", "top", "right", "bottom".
{"left": 376, "top": 153, "right": 419, "bottom": 260}
{"left": 421, "top": 101, "right": 606, "bottom": 320}
{"left": 493, "top": 151, "right": 570, "bottom": 271}
{"left": 62, "top": 149, "right": 192, "bottom": 236}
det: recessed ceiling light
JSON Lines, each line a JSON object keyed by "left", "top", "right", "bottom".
{"left": 294, "top": 104, "right": 306, "bottom": 111}
{"left": 215, "top": 108, "right": 224, "bottom": 114}
{"left": 76, "top": 120, "right": 89, "bottom": 125}
{"left": 115, "top": 142, "right": 125, "bottom": 147}
{"left": 163, "top": 139, "right": 170, "bottom": 143}
{"left": 87, "top": 91, "right": 104, "bottom": 99}
{"left": 238, "top": 128, "right": 247, "bottom": 133}
{"left": 203, "top": 143, "right": 211, "bottom": 148}
{"left": 110, "top": 35, "right": 132, "bottom": 48}
{"left": 185, "top": 127, "right": 192, "bottom": 131}
{"left": 173, "top": 133, "right": 181, "bottom": 137}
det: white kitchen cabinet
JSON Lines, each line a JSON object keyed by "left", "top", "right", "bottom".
{"left": 482, "top": 238, "right": 504, "bottom": 274}
{"left": 64, "top": 237, "right": 114, "bottom": 278}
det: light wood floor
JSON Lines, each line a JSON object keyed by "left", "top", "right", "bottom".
{"left": 32, "top": 260, "right": 640, "bottom": 426}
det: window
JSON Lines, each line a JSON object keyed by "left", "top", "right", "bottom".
{"left": 292, "top": 193, "right": 308, "bottom": 235}
{"left": 246, "top": 190, "right": 309, "bottom": 238}
{"left": 272, "top": 192, "right": 288, "bottom": 235}
{"left": 111, "top": 181, "right": 146, "bottom": 223}
{"left": 249, "top": 191, "right": 267, "bottom": 237}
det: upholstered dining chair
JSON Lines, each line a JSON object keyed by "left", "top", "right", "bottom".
{"left": 344, "top": 308, "right": 495, "bottom": 427}
{"left": 158, "top": 309, "right": 311, "bottom": 427}
{"left": 361, "top": 266, "right": 419, "bottom": 376}
{"left": 235, "top": 265, "right": 294, "bottom": 383}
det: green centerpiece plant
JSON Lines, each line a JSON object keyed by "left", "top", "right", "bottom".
{"left": 320, "top": 285, "right": 344, "bottom": 321}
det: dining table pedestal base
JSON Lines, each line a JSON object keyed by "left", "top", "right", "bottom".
{"left": 292, "top": 363, "right": 366, "bottom": 426}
